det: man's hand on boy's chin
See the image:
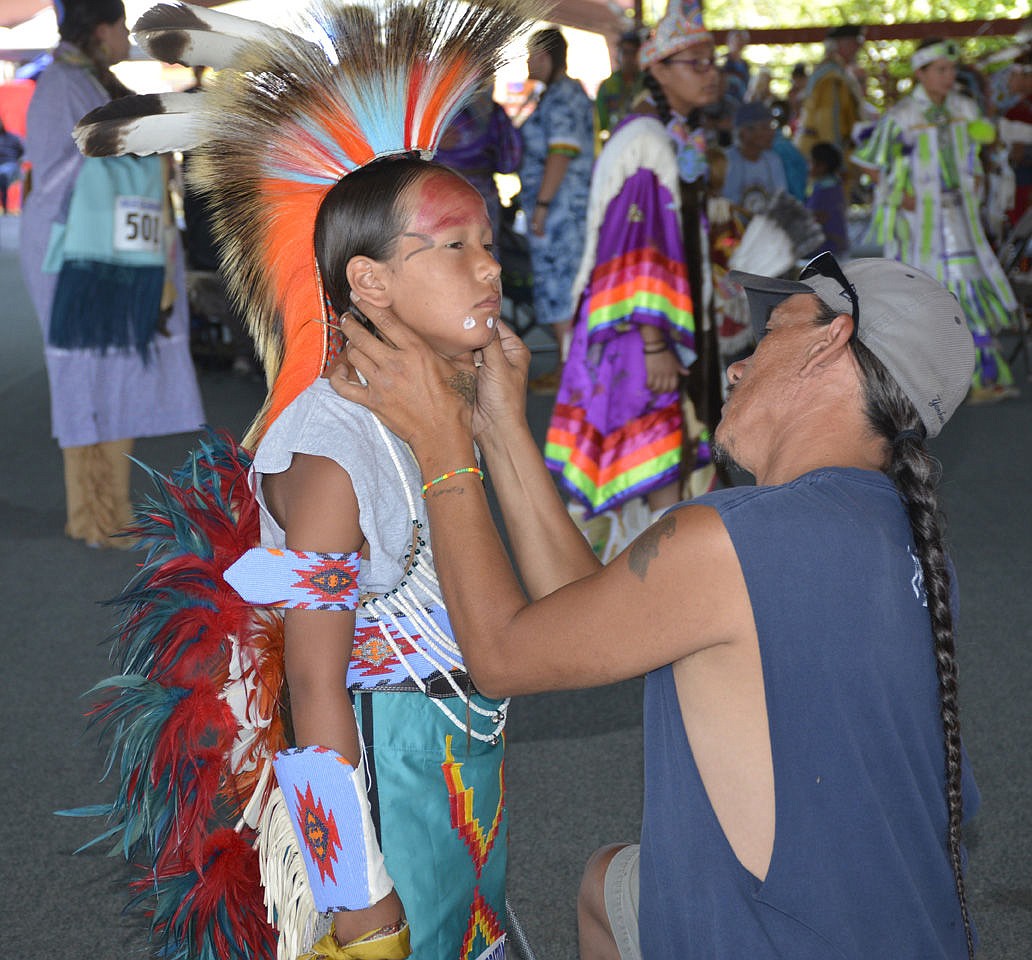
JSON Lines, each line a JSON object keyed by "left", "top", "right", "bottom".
{"left": 467, "top": 322, "right": 530, "bottom": 443}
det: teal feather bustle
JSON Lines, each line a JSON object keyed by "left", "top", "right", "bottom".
{"left": 57, "top": 430, "right": 286, "bottom": 960}
{"left": 69, "top": 675, "right": 190, "bottom": 858}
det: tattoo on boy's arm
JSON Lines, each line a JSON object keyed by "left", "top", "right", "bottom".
{"left": 627, "top": 514, "right": 677, "bottom": 581}
{"left": 447, "top": 371, "right": 476, "bottom": 407}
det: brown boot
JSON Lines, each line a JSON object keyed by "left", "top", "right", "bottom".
{"left": 62, "top": 439, "right": 136, "bottom": 548}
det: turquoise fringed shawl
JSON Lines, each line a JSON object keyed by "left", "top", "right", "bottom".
{"left": 45, "top": 154, "right": 166, "bottom": 360}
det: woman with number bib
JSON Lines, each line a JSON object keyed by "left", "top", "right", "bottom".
{"left": 19, "top": 0, "right": 202, "bottom": 549}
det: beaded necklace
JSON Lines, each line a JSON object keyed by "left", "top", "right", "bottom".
{"left": 359, "top": 414, "right": 509, "bottom": 744}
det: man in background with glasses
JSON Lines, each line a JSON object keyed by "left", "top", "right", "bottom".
{"left": 336, "top": 253, "right": 982, "bottom": 960}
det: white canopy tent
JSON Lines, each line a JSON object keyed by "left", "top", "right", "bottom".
{"left": 0, "top": 0, "right": 634, "bottom": 62}
{"left": 0, "top": 0, "right": 620, "bottom": 100}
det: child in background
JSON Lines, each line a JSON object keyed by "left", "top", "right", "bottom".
{"left": 806, "top": 141, "right": 850, "bottom": 256}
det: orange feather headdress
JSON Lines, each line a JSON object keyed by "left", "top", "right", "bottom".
{"left": 75, "top": 0, "right": 541, "bottom": 445}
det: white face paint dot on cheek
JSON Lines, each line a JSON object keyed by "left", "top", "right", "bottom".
{"left": 462, "top": 316, "right": 476, "bottom": 329}
{"left": 486, "top": 316, "right": 495, "bottom": 329}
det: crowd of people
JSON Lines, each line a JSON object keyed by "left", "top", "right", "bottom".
{"left": 528, "top": 16, "right": 1031, "bottom": 532}
{"left": 16, "top": 0, "right": 1028, "bottom": 958}
{"left": 522, "top": 21, "right": 1028, "bottom": 562}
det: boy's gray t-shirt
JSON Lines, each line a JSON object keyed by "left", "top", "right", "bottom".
{"left": 250, "top": 378, "right": 431, "bottom": 598}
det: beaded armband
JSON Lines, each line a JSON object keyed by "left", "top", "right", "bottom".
{"left": 224, "top": 547, "right": 361, "bottom": 610}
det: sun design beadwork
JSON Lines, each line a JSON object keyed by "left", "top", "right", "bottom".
{"left": 295, "top": 782, "right": 344, "bottom": 884}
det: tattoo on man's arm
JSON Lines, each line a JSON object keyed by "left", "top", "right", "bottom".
{"left": 428, "top": 485, "right": 470, "bottom": 500}
{"left": 447, "top": 371, "right": 476, "bottom": 407}
{"left": 627, "top": 515, "right": 677, "bottom": 581}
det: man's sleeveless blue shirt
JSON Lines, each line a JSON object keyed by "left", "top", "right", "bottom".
{"left": 639, "top": 467, "right": 979, "bottom": 959}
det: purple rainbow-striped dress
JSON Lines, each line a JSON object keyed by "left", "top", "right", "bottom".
{"left": 545, "top": 115, "right": 697, "bottom": 516}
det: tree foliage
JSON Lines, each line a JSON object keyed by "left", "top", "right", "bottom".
{"left": 639, "top": 0, "right": 1030, "bottom": 107}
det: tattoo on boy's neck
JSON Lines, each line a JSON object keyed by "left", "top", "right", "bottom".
{"left": 447, "top": 371, "right": 476, "bottom": 407}
{"left": 628, "top": 514, "right": 677, "bottom": 581}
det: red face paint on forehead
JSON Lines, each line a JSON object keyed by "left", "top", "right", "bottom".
{"left": 405, "top": 172, "right": 488, "bottom": 235}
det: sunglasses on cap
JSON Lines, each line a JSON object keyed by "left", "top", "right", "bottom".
{"left": 799, "top": 251, "right": 860, "bottom": 342}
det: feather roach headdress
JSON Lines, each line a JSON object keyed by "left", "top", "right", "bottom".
{"left": 75, "top": 0, "right": 541, "bottom": 445}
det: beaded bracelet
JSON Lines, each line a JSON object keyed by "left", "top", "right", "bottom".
{"left": 421, "top": 467, "right": 484, "bottom": 499}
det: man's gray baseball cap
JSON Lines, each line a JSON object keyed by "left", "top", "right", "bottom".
{"left": 728, "top": 258, "right": 976, "bottom": 438}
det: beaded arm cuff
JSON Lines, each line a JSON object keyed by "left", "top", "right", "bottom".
{"left": 224, "top": 547, "right": 361, "bottom": 610}
{"left": 273, "top": 745, "right": 394, "bottom": 912}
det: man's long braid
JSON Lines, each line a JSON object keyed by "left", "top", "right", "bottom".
{"left": 851, "top": 333, "right": 975, "bottom": 960}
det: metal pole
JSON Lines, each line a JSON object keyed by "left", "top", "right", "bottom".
{"left": 505, "top": 898, "right": 539, "bottom": 960}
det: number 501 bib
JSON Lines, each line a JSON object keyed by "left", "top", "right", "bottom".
{"left": 114, "top": 195, "right": 163, "bottom": 254}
